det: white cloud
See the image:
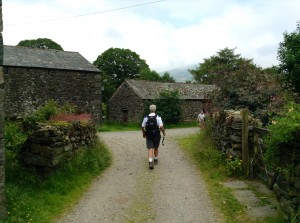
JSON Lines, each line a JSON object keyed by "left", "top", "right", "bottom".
{"left": 2, "top": 0, "right": 300, "bottom": 71}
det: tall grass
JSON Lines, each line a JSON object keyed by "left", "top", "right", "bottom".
{"left": 3, "top": 141, "right": 111, "bottom": 223}
{"left": 177, "top": 124, "right": 285, "bottom": 223}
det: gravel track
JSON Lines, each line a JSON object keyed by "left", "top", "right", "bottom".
{"left": 57, "top": 128, "right": 224, "bottom": 223}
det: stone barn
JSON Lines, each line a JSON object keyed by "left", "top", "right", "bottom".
{"left": 109, "top": 79, "right": 215, "bottom": 123}
{"left": 3, "top": 45, "right": 102, "bottom": 124}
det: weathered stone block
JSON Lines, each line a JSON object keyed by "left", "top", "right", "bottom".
{"left": 23, "top": 153, "right": 63, "bottom": 167}
{"left": 230, "top": 134, "right": 242, "bottom": 143}
{"left": 0, "top": 67, "right": 3, "bottom": 84}
{"left": 64, "top": 143, "right": 72, "bottom": 151}
{"left": 32, "top": 136, "right": 64, "bottom": 145}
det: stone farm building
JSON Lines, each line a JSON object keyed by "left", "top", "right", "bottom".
{"left": 109, "top": 79, "right": 215, "bottom": 123}
{"left": 3, "top": 45, "right": 102, "bottom": 123}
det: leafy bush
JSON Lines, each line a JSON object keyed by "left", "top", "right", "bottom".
{"left": 226, "top": 158, "right": 243, "bottom": 176}
{"left": 22, "top": 100, "right": 75, "bottom": 131}
{"left": 264, "top": 103, "right": 300, "bottom": 166}
{"left": 4, "top": 121, "right": 27, "bottom": 153}
{"left": 144, "top": 89, "right": 182, "bottom": 124}
{"left": 5, "top": 141, "right": 111, "bottom": 223}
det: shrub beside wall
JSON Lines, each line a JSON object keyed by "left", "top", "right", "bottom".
{"left": 22, "top": 122, "right": 97, "bottom": 170}
{"left": 273, "top": 144, "right": 300, "bottom": 222}
{"left": 212, "top": 108, "right": 300, "bottom": 221}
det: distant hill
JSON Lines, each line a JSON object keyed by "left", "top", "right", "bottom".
{"left": 161, "top": 64, "right": 197, "bottom": 82}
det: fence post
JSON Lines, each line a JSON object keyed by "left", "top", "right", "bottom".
{"left": 253, "top": 120, "right": 259, "bottom": 161}
{"left": 242, "top": 109, "right": 249, "bottom": 177}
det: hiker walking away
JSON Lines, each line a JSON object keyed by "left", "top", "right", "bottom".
{"left": 141, "top": 104, "right": 166, "bottom": 169}
{"left": 197, "top": 109, "right": 206, "bottom": 129}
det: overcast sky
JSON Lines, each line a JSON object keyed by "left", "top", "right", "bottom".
{"left": 3, "top": 0, "right": 300, "bottom": 72}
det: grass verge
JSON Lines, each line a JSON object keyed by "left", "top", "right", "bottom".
{"left": 176, "top": 128, "right": 285, "bottom": 223}
{"left": 2, "top": 141, "right": 111, "bottom": 223}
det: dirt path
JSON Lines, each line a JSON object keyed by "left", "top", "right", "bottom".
{"left": 57, "top": 128, "right": 223, "bottom": 223}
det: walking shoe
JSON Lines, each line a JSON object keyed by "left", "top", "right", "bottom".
{"left": 154, "top": 159, "right": 158, "bottom": 165}
{"left": 149, "top": 161, "right": 154, "bottom": 169}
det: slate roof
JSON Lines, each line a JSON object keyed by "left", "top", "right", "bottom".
{"left": 3, "top": 45, "right": 99, "bottom": 72}
{"left": 125, "top": 79, "right": 215, "bottom": 100}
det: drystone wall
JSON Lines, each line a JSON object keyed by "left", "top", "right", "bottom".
{"left": 272, "top": 135, "right": 300, "bottom": 221}
{"left": 22, "top": 122, "right": 97, "bottom": 172}
{"left": 4, "top": 67, "right": 102, "bottom": 124}
{"left": 212, "top": 110, "right": 300, "bottom": 220}
{"left": 211, "top": 110, "right": 257, "bottom": 158}
{"left": 0, "top": 0, "right": 6, "bottom": 219}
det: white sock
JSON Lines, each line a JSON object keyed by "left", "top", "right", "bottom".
{"left": 149, "top": 158, "right": 153, "bottom": 162}
{"left": 154, "top": 157, "right": 158, "bottom": 160}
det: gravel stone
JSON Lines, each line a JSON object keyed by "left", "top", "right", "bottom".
{"left": 57, "top": 128, "right": 224, "bottom": 223}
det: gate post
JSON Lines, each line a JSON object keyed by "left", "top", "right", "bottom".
{"left": 0, "top": 0, "right": 7, "bottom": 219}
{"left": 242, "top": 109, "right": 249, "bottom": 177}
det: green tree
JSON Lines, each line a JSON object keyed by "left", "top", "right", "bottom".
{"left": 189, "top": 48, "right": 257, "bottom": 85}
{"left": 191, "top": 48, "right": 287, "bottom": 123}
{"left": 139, "top": 70, "right": 175, "bottom": 82}
{"left": 93, "top": 48, "right": 150, "bottom": 103}
{"left": 144, "top": 90, "right": 182, "bottom": 124}
{"left": 139, "top": 69, "right": 161, "bottom": 81}
{"left": 160, "top": 72, "right": 175, "bottom": 82}
{"left": 277, "top": 22, "right": 300, "bottom": 93}
{"left": 17, "top": 38, "right": 63, "bottom": 50}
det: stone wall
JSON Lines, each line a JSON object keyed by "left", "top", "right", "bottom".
{"left": 211, "top": 110, "right": 256, "bottom": 157}
{"left": 181, "top": 100, "right": 205, "bottom": 121}
{"left": 109, "top": 82, "right": 144, "bottom": 123}
{"left": 4, "top": 67, "right": 102, "bottom": 124}
{"left": 272, "top": 136, "right": 300, "bottom": 221}
{"left": 0, "top": 0, "right": 6, "bottom": 219}
{"left": 22, "top": 122, "right": 97, "bottom": 171}
{"left": 212, "top": 110, "right": 300, "bottom": 220}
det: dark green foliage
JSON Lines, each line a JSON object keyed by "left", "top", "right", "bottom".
{"left": 93, "top": 47, "right": 150, "bottom": 103}
{"left": 4, "top": 121, "right": 27, "bottom": 153}
{"left": 160, "top": 72, "right": 175, "bottom": 82}
{"left": 277, "top": 22, "right": 300, "bottom": 94}
{"left": 22, "top": 100, "right": 75, "bottom": 131}
{"left": 144, "top": 89, "right": 182, "bottom": 124}
{"left": 190, "top": 47, "right": 287, "bottom": 123}
{"left": 17, "top": 38, "right": 63, "bottom": 51}
{"left": 189, "top": 47, "right": 254, "bottom": 84}
{"left": 264, "top": 103, "right": 300, "bottom": 167}
{"left": 3, "top": 101, "right": 111, "bottom": 222}
{"left": 139, "top": 70, "right": 176, "bottom": 82}
{"left": 4, "top": 141, "right": 111, "bottom": 223}
{"left": 139, "top": 69, "right": 161, "bottom": 81}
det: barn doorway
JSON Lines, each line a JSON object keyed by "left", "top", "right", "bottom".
{"left": 122, "top": 109, "right": 128, "bottom": 125}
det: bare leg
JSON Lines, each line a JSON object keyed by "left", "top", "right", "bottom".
{"left": 148, "top": 148, "right": 154, "bottom": 169}
{"left": 154, "top": 148, "right": 158, "bottom": 158}
{"left": 148, "top": 148, "right": 154, "bottom": 159}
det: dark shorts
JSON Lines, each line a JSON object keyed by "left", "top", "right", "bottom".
{"left": 146, "top": 135, "right": 161, "bottom": 149}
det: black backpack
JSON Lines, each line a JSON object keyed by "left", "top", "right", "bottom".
{"left": 145, "top": 115, "right": 159, "bottom": 138}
